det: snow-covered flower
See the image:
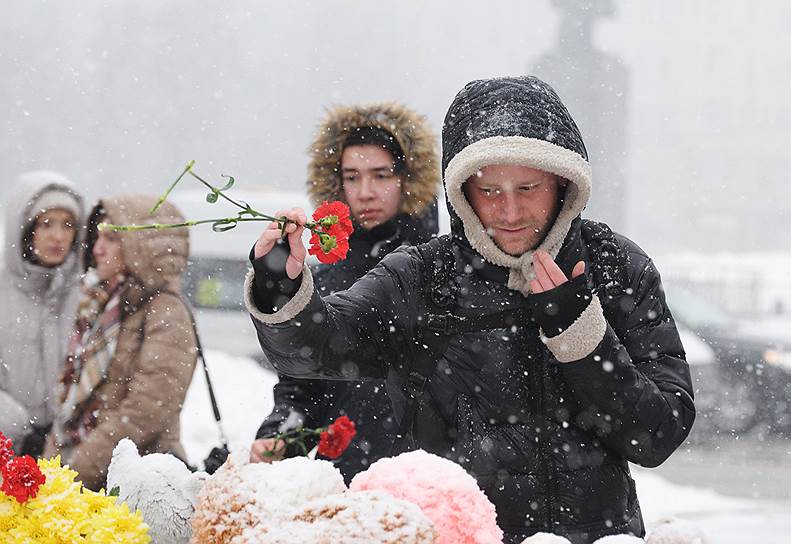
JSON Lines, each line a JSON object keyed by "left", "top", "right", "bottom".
{"left": 350, "top": 450, "right": 503, "bottom": 544}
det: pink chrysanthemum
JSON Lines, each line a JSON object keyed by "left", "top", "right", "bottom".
{"left": 350, "top": 450, "right": 503, "bottom": 544}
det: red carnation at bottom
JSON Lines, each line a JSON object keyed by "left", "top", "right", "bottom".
{"left": 317, "top": 415, "right": 357, "bottom": 459}
{"left": 308, "top": 230, "right": 351, "bottom": 264}
{"left": 0, "top": 432, "right": 13, "bottom": 467}
{"left": 1, "top": 455, "right": 46, "bottom": 504}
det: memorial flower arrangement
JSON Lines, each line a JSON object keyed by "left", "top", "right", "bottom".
{"left": 0, "top": 432, "right": 150, "bottom": 543}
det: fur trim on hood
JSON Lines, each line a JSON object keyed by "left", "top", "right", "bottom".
{"left": 306, "top": 102, "right": 440, "bottom": 217}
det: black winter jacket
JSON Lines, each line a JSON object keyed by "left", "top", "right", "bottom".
{"left": 255, "top": 209, "right": 437, "bottom": 483}
{"left": 248, "top": 77, "right": 695, "bottom": 543}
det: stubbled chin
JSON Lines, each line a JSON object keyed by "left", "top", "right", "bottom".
{"left": 494, "top": 239, "right": 532, "bottom": 257}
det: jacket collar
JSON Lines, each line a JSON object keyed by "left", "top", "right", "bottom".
{"left": 465, "top": 218, "right": 585, "bottom": 285}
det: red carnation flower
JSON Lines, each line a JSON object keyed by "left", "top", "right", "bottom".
{"left": 1, "top": 455, "right": 46, "bottom": 504}
{"left": 308, "top": 231, "right": 351, "bottom": 264}
{"left": 0, "top": 432, "right": 13, "bottom": 467}
{"left": 307, "top": 201, "right": 354, "bottom": 264}
{"left": 317, "top": 415, "right": 357, "bottom": 459}
{"left": 312, "top": 201, "right": 353, "bottom": 236}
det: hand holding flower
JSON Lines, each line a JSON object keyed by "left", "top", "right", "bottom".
{"left": 253, "top": 207, "right": 308, "bottom": 279}
{"left": 249, "top": 416, "right": 357, "bottom": 464}
{"left": 249, "top": 437, "right": 287, "bottom": 463}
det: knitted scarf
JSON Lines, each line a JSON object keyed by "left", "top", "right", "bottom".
{"left": 55, "top": 271, "right": 126, "bottom": 449}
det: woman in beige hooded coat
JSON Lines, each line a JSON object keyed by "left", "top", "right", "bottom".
{"left": 47, "top": 195, "right": 197, "bottom": 491}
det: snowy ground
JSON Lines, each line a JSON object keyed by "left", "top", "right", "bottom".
{"left": 180, "top": 350, "right": 277, "bottom": 467}
{"left": 634, "top": 468, "right": 791, "bottom": 541}
{"left": 181, "top": 351, "right": 791, "bottom": 542}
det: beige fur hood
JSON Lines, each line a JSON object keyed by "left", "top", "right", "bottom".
{"left": 306, "top": 102, "right": 440, "bottom": 217}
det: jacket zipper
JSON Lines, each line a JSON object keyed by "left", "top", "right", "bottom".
{"left": 536, "top": 345, "right": 555, "bottom": 529}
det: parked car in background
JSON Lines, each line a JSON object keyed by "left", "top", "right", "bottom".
{"left": 665, "top": 282, "right": 791, "bottom": 436}
{"left": 172, "top": 189, "right": 313, "bottom": 365}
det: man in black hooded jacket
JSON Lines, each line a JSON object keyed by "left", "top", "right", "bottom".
{"left": 244, "top": 76, "right": 695, "bottom": 543}
{"left": 248, "top": 102, "right": 440, "bottom": 483}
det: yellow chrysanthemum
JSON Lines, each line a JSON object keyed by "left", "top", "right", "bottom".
{"left": 0, "top": 457, "right": 150, "bottom": 544}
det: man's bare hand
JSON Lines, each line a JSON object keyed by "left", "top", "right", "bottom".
{"left": 530, "top": 250, "right": 585, "bottom": 294}
{"left": 249, "top": 438, "right": 286, "bottom": 463}
{"left": 253, "top": 207, "right": 307, "bottom": 279}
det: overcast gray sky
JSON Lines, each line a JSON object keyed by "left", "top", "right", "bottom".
{"left": 2, "top": 1, "right": 788, "bottom": 252}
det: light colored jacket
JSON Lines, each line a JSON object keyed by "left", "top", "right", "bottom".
{"left": 47, "top": 195, "right": 197, "bottom": 491}
{"left": 0, "top": 172, "right": 84, "bottom": 445}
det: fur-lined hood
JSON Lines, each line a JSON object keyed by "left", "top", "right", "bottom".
{"left": 306, "top": 102, "right": 440, "bottom": 217}
{"left": 442, "top": 76, "right": 591, "bottom": 296}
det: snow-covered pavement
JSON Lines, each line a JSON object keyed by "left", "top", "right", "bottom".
{"left": 633, "top": 468, "right": 791, "bottom": 542}
{"left": 181, "top": 350, "right": 277, "bottom": 467}
{"left": 181, "top": 351, "right": 791, "bottom": 542}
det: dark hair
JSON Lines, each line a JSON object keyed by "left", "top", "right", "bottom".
{"left": 83, "top": 205, "right": 106, "bottom": 271}
{"left": 20, "top": 221, "right": 37, "bottom": 263}
{"left": 20, "top": 213, "right": 76, "bottom": 266}
{"left": 343, "top": 126, "right": 407, "bottom": 176}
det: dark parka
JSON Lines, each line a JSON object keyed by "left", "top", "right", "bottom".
{"left": 255, "top": 103, "right": 440, "bottom": 483}
{"left": 246, "top": 77, "right": 695, "bottom": 544}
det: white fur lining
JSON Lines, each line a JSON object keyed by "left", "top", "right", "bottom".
{"left": 542, "top": 294, "right": 606, "bottom": 363}
{"left": 244, "top": 264, "right": 314, "bottom": 324}
{"left": 444, "top": 136, "right": 591, "bottom": 296}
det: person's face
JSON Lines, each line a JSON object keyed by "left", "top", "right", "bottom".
{"left": 465, "top": 165, "right": 565, "bottom": 256}
{"left": 93, "top": 229, "right": 126, "bottom": 280}
{"left": 341, "top": 144, "right": 402, "bottom": 230}
{"left": 31, "top": 208, "right": 77, "bottom": 267}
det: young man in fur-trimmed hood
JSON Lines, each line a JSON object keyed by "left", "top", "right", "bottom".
{"left": 245, "top": 77, "right": 695, "bottom": 544}
{"left": 249, "top": 102, "right": 440, "bottom": 483}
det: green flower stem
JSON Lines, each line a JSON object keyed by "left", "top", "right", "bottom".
{"left": 187, "top": 170, "right": 250, "bottom": 211}
{"left": 260, "top": 426, "right": 326, "bottom": 458}
{"left": 122, "top": 160, "right": 326, "bottom": 237}
{"left": 100, "top": 217, "right": 323, "bottom": 233}
{"left": 149, "top": 160, "right": 196, "bottom": 215}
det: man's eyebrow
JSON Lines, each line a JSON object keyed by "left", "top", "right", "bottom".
{"left": 342, "top": 165, "right": 393, "bottom": 172}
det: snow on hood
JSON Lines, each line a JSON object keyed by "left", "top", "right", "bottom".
{"left": 441, "top": 76, "right": 591, "bottom": 295}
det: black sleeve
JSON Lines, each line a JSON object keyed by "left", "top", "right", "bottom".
{"left": 249, "top": 241, "right": 303, "bottom": 313}
{"left": 559, "top": 257, "right": 696, "bottom": 467}
{"left": 248, "top": 246, "right": 427, "bottom": 382}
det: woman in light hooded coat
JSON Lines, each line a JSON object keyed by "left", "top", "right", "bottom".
{"left": 0, "top": 171, "right": 84, "bottom": 456}
{"left": 47, "top": 195, "right": 197, "bottom": 491}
